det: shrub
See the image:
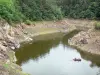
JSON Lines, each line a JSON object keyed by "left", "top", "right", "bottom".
{"left": 95, "top": 22, "right": 100, "bottom": 30}
{"left": 0, "top": 0, "right": 25, "bottom": 24}
{"left": 25, "top": 20, "right": 32, "bottom": 25}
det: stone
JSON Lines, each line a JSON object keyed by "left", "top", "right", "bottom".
{"left": 23, "top": 31, "right": 28, "bottom": 35}
{"left": 0, "top": 33, "right": 3, "bottom": 40}
{"left": 2, "top": 41, "right": 7, "bottom": 47}
{"left": 14, "top": 30, "right": 20, "bottom": 35}
{"left": 80, "top": 38, "right": 88, "bottom": 44}
{"left": 6, "top": 37, "right": 20, "bottom": 50}
{"left": 24, "top": 36, "right": 33, "bottom": 41}
{"left": 0, "top": 71, "right": 9, "bottom": 75}
{"left": 0, "top": 65, "right": 9, "bottom": 75}
{"left": 10, "top": 46, "right": 15, "bottom": 50}
{"left": 0, "top": 44, "right": 7, "bottom": 52}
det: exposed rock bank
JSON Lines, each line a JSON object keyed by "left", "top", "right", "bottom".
{"left": 68, "top": 19, "right": 100, "bottom": 55}
{"left": 69, "top": 29, "right": 100, "bottom": 55}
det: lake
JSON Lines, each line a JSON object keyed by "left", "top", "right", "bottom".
{"left": 15, "top": 31, "right": 100, "bottom": 75}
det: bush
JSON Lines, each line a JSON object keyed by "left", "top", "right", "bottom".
{"left": 25, "top": 20, "right": 32, "bottom": 25}
{"left": 0, "top": 0, "right": 25, "bottom": 24}
{"left": 95, "top": 22, "right": 100, "bottom": 30}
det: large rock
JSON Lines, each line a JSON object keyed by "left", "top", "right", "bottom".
{"left": 7, "top": 38, "right": 20, "bottom": 50}
{"left": 0, "top": 45, "right": 9, "bottom": 61}
{"left": 0, "top": 65, "right": 9, "bottom": 75}
{"left": 0, "top": 21, "right": 20, "bottom": 50}
{"left": 79, "top": 38, "right": 88, "bottom": 44}
{"left": 0, "top": 44, "right": 7, "bottom": 52}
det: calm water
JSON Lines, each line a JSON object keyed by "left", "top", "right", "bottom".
{"left": 15, "top": 32, "right": 100, "bottom": 75}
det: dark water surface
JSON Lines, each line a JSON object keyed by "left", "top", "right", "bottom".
{"left": 15, "top": 32, "right": 100, "bottom": 75}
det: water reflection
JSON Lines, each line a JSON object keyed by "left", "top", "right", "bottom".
{"left": 63, "top": 32, "right": 100, "bottom": 68}
{"left": 16, "top": 38, "right": 61, "bottom": 65}
{"left": 78, "top": 50, "right": 100, "bottom": 67}
{"left": 15, "top": 31, "right": 100, "bottom": 75}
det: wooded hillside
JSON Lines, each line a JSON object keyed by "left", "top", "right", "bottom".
{"left": 0, "top": 0, "right": 100, "bottom": 23}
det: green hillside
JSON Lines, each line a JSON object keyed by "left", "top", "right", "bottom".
{"left": 0, "top": 0, "right": 100, "bottom": 24}
{"left": 0, "top": 0, "right": 14, "bottom": 8}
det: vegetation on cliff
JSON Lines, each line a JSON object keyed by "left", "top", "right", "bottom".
{"left": 95, "top": 22, "right": 100, "bottom": 30}
{"left": 0, "top": 0, "right": 100, "bottom": 23}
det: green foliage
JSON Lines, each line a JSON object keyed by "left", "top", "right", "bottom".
{"left": 79, "top": 9, "right": 95, "bottom": 19}
{"left": 0, "top": 0, "right": 15, "bottom": 10}
{"left": 25, "top": 20, "right": 32, "bottom": 25}
{"left": 51, "top": 6, "right": 63, "bottom": 20}
{"left": 0, "top": 0, "right": 100, "bottom": 23}
{"left": 95, "top": 22, "right": 100, "bottom": 30}
{"left": 0, "top": 0, "right": 24, "bottom": 24}
{"left": 3, "top": 64, "right": 9, "bottom": 68}
{"left": 57, "top": 0, "right": 100, "bottom": 19}
{"left": 17, "top": 0, "right": 63, "bottom": 21}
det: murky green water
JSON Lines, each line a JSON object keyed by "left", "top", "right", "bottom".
{"left": 15, "top": 32, "right": 100, "bottom": 75}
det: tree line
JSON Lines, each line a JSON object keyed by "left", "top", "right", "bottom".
{"left": 0, "top": 0, "right": 100, "bottom": 23}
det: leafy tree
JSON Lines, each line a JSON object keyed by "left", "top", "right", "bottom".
{"left": 0, "top": 0, "right": 100, "bottom": 23}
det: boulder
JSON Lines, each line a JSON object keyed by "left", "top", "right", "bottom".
{"left": 7, "top": 40, "right": 20, "bottom": 50}
{"left": 0, "top": 65, "right": 9, "bottom": 75}
{"left": 0, "top": 44, "right": 7, "bottom": 52}
{"left": 80, "top": 38, "right": 88, "bottom": 44}
{"left": 2, "top": 41, "right": 7, "bottom": 47}
{"left": 6, "top": 37, "right": 20, "bottom": 50}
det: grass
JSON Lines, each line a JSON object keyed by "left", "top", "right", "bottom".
{"left": 95, "top": 22, "right": 100, "bottom": 30}
{"left": 25, "top": 20, "right": 32, "bottom": 25}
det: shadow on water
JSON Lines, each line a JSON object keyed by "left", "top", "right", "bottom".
{"left": 15, "top": 33, "right": 63, "bottom": 65}
{"left": 62, "top": 30, "right": 100, "bottom": 68}
{"left": 78, "top": 50, "right": 100, "bottom": 67}
{"left": 62, "top": 30, "right": 79, "bottom": 45}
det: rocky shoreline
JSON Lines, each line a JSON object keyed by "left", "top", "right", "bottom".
{"left": 0, "top": 19, "right": 76, "bottom": 75}
{"left": 68, "top": 29, "right": 100, "bottom": 55}
{"left": 0, "top": 19, "right": 99, "bottom": 75}
{"left": 68, "top": 19, "right": 100, "bottom": 55}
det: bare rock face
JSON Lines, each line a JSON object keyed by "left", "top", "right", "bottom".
{"left": 0, "top": 44, "right": 7, "bottom": 52}
{"left": 0, "top": 65, "right": 9, "bottom": 75}
{"left": 0, "top": 20, "right": 20, "bottom": 50}
{"left": 0, "top": 33, "right": 3, "bottom": 40}
{"left": 2, "top": 41, "right": 7, "bottom": 47}
{"left": 68, "top": 31, "right": 90, "bottom": 47}
{"left": 7, "top": 38, "right": 20, "bottom": 50}
{"left": 0, "top": 46, "right": 9, "bottom": 61}
{"left": 0, "top": 71, "right": 9, "bottom": 75}
{"left": 79, "top": 38, "right": 88, "bottom": 44}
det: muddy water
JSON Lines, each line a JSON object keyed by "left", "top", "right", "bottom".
{"left": 15, "top": 32, "right": 100, "bottom": 75}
